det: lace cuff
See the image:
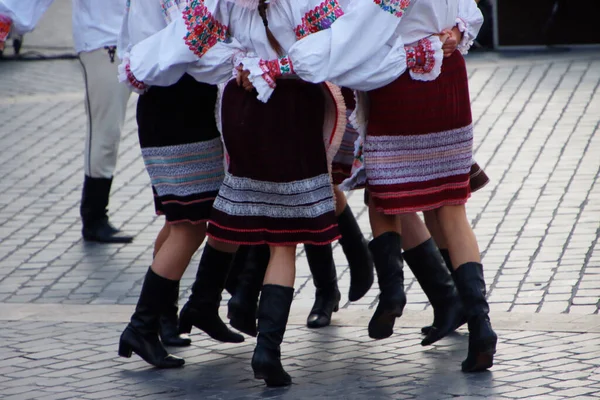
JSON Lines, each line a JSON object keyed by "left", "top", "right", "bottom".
{"left": 405, "top": 37, "right": 443, "bottom": 82}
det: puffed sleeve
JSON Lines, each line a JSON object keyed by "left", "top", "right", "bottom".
{"left": 241, "top": 0, "right": 413, "bottom": 102}
{"left": 119, "top": 0, "right": 245, "bottom": 92}
{"left": 0, "top": 0, "right": 54, "bottom": 34}
{"left": 455, "top": 0, "right": 484, "bottom": 54}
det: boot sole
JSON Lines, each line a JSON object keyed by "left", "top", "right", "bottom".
{"left": 368, "top": 305, "right": 404, "bottom": 340}
{"left": 306, "top": 303, "right": 339, "bottom": 329}
{"left": 462, "top": 336, "right": 497, "bottom": 372}
{"left": 253, "top": 366, "right": 292, "bottom": 387}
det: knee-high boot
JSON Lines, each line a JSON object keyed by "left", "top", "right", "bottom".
{"left": 118, "top": 268, "right": 185, "bottom": 368}
{"left": 453, "top": 262, "right": 497, "bottom": 372}
{"left": 403, "top": 239, "right": 465, "bottom": 346}
{"left": 251, "top": 284, "right": 294, "bottom": 387}
{"left": 178, "top": 244, "right": 244, "bottom": 343}
{"left": 227, "top": 245, "right": 270, "bottom": 336}
{"left": 305, "top": 244, "right": 341, "bottom": 328}
{"left": 368, "top": 232, "right": 407, "bottom": 340}
{"left": 337, "top": 205, "right": 374, "bottom": 301}
{"left": 158, "top": 280, "right": 192, "bottom": 347}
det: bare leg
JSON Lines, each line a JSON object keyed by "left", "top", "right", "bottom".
{"left": 264, "top": 245, "right": 296, "bottom": 287}
{"left": 153, "top": 222, "right": 170, "bottom": 257}
{"left": 152, "top": 223, "right": 206, "bottom": 281}
{"left": 435, "top": 205, "right": 480, "bottom": 268}
{"left": 399, "top": 213, "right": 431, "bottom": 250}
{"left": 333, "top": 186, "right": 347, "bottom": 216}
{"left": 368, "top": 197, "right": 401, "bottom": 238}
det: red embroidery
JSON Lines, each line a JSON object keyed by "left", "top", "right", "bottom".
{"left": 294, "top": 0, "right": 344, "bottom": 40}
{"left": 182, "top": 0, "right": 229, "bottom": 58}
{"left": 405, "top": 38, "right": 435, "bottom": 74}
{"left": 125, "top": 63, "right": 147, "bottom": 91}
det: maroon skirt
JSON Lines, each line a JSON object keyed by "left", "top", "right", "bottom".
{"left": 365, "top": 51, "right": 484, "bottom": 214}
{"left": 137, "top": 74, "right": 223, "bottom": 224}
{"left": 207, "top": 79, "right": 340, "bottom": 245}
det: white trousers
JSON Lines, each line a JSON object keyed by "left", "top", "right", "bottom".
{"left": 79, "top": 48, "right": 132, "bottom": 178}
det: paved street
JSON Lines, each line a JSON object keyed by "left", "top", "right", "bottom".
{"left": 0, "top": 1, "right": 599, "bottom": 399}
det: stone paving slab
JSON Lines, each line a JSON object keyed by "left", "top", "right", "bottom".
{"left": 0, "top": 320, "right": 599, "bottom": 400}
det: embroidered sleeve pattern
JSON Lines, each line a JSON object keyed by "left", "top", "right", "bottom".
{"left": 182, "top": 0, "right": 230, "bottom": 58}
{"left": 0, "top": 15, "right": 11, "bottom": 43}
{"left": 404, "top": 36, "right": 443, "bottom": 81}
{"left": 294, "top": 0, "right": 344, "bottom": 40}
{"left": 373, "top": 0, "right": 411, "bottom": 18}
{"left": 405, "top": 38, "right": 436, "bottom": 74}
{"left": 258, "top": 56, "right": 295, "bottom": 89}
{"left": 161, "top": 0, "right": 187, "bottom": 23}
{"left": 117, "top": 54, "right": 149, "bottom": 94}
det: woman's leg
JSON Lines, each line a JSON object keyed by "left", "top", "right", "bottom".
{"left": 252, "top": 245, "right": 296, "bottom": 387}
{"left": 119, "top": 222, "right": 206, "bottom": 368}
{"left": 400, "top": 213, "right": 465, "bottom": 346}
{"left": 366, "top": 199, "right": 406, "bottom": 339}
{"left": 435, "top": 204, "right": 497, "bottom": 372}
{"left": 178, "top": 236, "right": 243, "bottom": 343}
{"left": 334, "top": 186, "right": 374, "bottom": 302}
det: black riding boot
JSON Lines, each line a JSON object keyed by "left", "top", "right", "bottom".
{"left": 81, "top": 176, "right": 133, "bottom": 243}
{"left": 368, "top": 232, "right": 407, "bottom": 340}
{"left": 227, "top": 245, "right": 270, "bottom": 336}
{"left": 305, "top": 244, "right": 341, "bottom": 328}
{"left": 178, "top": 244, "right": 244, "bottom": 343}
{"left": 337, "top": 205, "right": 374, "bottom": 301}
{"left": 252, "top": 284, "right": 294, "bottom": 387}
{"left": 118, "top": 268, "right": 185, "bottom": 368}
{"left": 453, "top": 262, "right": 497, "bottom": 372}
{"left": 403, "top": 239, "right": 465, "bottom": 346}
{"left": 159, "top": 280, "right": 192, "bottom": 347}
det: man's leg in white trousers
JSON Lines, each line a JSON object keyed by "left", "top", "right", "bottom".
{"left": 78, "top": 47, "right": 133, "bottom": 243}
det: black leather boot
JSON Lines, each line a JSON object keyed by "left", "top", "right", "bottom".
{"left": 403, "top": 239, "right": 466, "bottom": 346}
{"left": 159, "top": 280, "right": 191, "bottom": 347}
{"left": 252, "top": 284, "right": 294, "bottom": 387}
{"left": 178, "top": 244, "right": 244, "bottom": 343}
{"left": 305, "top": 244, "right": 341, "bottom": 328}
{"left": 224, "top": 245, "right": 248, "bottom": 296}
{"left": 368, "top": 232, "right": 407, "bottom": 340}
{"left": 227, "top": 245, "right": 269, "bottom": 336}
{"left": 81, "top": 176, "right": 133, "bottom": 243}
{"left": 337, "top": 205, "right": 374, "bottom": 301}
{"left": 421, "top": 248, "right": 461, "bottom": 335}
{"left": 118, "top": 268, "right": 185, "bottom": 368}
{"left": 453, "top": 262, "right": 497, "bottom": 372}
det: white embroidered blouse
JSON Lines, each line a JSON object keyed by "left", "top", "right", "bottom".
{"left": 121, "top": 0, "right": 483, "bottom": 100}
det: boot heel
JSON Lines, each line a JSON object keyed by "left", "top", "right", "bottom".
{"left": 118, "top": 341, "right": 132, "bottom": 358}
{"left": 333, "top": 303, "right": 339, "bottom": 313}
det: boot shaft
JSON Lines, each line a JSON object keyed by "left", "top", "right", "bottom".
{"left": 304, "top": 244, "right": 337, "bottom": 290}
{"left": 80, "top": 175, "right": 113, "bottom": 223}
{"left": 452, "top": 262, "right": 490, "bottom": 319}
{"left": 403, "top": 239, "right": 458, "bottom": 307}
{"left": 189, "top": 244, "right": 235, "bottom": 305}
{"left": 257, "top": 284, "right": 294, "bottom": 351}
{"left": 131, "top": 268, "right": 179, "bottom": 332}
{"left": 368, "top": 232, "right": 404, "bottom": 291}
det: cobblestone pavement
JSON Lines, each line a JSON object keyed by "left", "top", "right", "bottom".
{"left": 1, "top": 1, "right": 600, "bottom": 398}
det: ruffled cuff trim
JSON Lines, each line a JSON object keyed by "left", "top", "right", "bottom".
{"left": 456, "top": 17, "right": 475, "bottom": 55}
{"left": 240, "top": 55, "right": 295, "bottom": 103}
{"left": 239, "top": 56, "right": 275, "bottom": 103}
{"left": 405, "top": 37, "right": 443, "bottom": 82}
{"left": 117, "top": 53, "right": 148, "bottom": 94}
{"left": 0, "top": 15, "right": 12, "bottom": 43}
